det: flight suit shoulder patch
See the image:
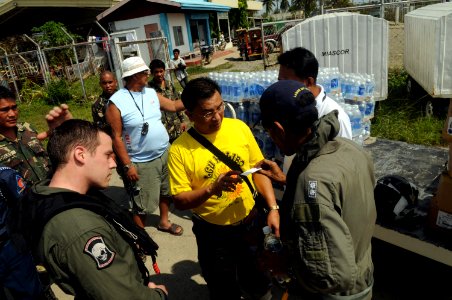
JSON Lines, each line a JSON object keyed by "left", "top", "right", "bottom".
{"left": 307, "top": 180, "right": 317, "bottom": 199}
{"left": 84, "top": 236, "right": 116, "bottom": 269}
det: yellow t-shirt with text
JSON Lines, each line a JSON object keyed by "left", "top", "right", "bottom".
{"left": 168, "top": 118, "right": 264, "bottom": 225}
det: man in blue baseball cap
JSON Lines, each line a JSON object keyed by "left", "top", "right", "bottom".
{"left": 256, "top": 80, "right": 376, "bottom": 300}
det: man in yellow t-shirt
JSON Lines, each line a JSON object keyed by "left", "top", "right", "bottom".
{"left": 168, "top": 77, "right": 279, "bottom": 300}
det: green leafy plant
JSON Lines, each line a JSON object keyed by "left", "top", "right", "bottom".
{"left": 19, "top": 79, "right": 47, "bottom": 104}
{"left": 388, "top": 67, "right": 409, "bottom": 99}
{"left": 32, "top": 21, "right": 81, "bottom": 68}
{"left": 45, "top": 79, "right": 72, "bottom": 105}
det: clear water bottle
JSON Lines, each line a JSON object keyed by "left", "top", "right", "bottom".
{"left": 365, "top": 96, "right": 375, "bottom": 118}
{"left": 263, "top": 133, "right": 275, "bottom": 159}
{"left": 263, "top": 226, "right": 283, "bottom": 253}
{"left": 236, "top": 102, "right": 248, "bottom": 125}
{"left": 330, "top": 68, "right": 340, "bottom": 95}
{"left": 224, "top": 102, "right": 234, "bottom": 118}
{"left": 253, "top": 128, "right": 264, "bottom": 150}
{"left": 351, "top": 105, "right": 362, "bottom": 137}
{"left": 249, "top": 101, "right": 261, "bottom": 127}
{"left": 365, "top": 74, "right": 375, "bottom": 100}
{"left": 357, "top": 80, "right": 366, "bottom": 102}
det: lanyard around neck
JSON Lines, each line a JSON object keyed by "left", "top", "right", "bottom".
{"left": 127, "top": 89, "right": 145, "bottom": 122}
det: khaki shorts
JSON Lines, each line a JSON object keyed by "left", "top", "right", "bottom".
{"left": 133, "top": 149, "right": 170, "bottom": 214}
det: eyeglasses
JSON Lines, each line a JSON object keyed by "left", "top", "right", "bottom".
{"left": 140, "top": 70, "right": 150, "bottom": 76}
{"left": 198, "top": 102, "right": 225, "bottom": 120}
{"left": 0, "top": 105, "right": 18, "bottom": 113}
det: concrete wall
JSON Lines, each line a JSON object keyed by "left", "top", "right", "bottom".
{"left": 113, "top": 14, "right": 161, "bottom": 65}
{"left": 167, "top": 13, "right": 190, "bottom": 55}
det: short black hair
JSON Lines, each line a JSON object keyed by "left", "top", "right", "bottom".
{"left": 149, "top": 59, "right": 166, "bottom": 72}
{"left": 260, "top": 80, "right": 318, "bottom": 136}
{"left": 181, "top": 77, "right": 221, "bottom": 112}
{"left": 173, "top": 49, "right": 180, "bottom": 54}
{"left": 0, "top": 86, "right": 16, "bottom": 101}
{"left": 278, "top": 47, "right": 319, "bottom": 82}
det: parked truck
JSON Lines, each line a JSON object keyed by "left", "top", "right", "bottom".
{"left": 405, "top": 2, "right": 452, "bottom": 116}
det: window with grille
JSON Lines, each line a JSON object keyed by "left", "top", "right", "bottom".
{"left": 173, "top": 26, "right": 184, "bottom": 46}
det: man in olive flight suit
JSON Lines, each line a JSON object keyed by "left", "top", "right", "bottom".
{"left": 17, "top": 120, "right": 168, "bottom": 299}
{"left": 256, "top": 80, "right": 376, "bottom": 300}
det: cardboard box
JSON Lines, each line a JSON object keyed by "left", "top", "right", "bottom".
{"left": 442, "top": 99, "right": 452, "bottom": 144}
{"left": 428, "top": 172, "right": 452, "bottom": 232}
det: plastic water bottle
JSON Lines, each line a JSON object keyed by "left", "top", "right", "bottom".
{"left": 249, "top": 101, "right": 261, "bottom": 127}
{"left": 263, "top": 226, "right": 283, "bottom": 253}
{"left": 255, "top": 76, "right": 265, "bottom": 97}
{"left": 236, "top": 102, "right": 248, "bottom": 125}
{"left": 358, "top": 80, "right": 366, "bottom": 102}
{"left": 263, "top": 133, "right": 275, "bottom": 159}
{"left": 365, "top": 96, "right": 375, "bottom": 118}
{"left": 253, "top": 128, "right": 264, "bottom": 150}
{"left": 224, "top": 102, "right": 234, "bottom": 118}
{"left": 357, "top": 100, "right": 366, "bottom": 118}
{"left": 351, "top": 105, "right": 362, "bottom": 137}
{"left": 365, "top": 74, "right": 375, "bottom": 100}
{"left": 330, "top": 68, "right": 340, "bottom": 95}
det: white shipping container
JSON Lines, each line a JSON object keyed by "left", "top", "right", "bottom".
{"left": 281, "top": 13, "right": 388, "bottom": 100}
{"left": 405, "top": 2, "right": 452, "bottom": 98}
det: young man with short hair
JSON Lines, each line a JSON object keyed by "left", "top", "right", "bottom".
{"left": 18, "top": 119, "right": 168, "bottom": 299}
{"left": 170, "top": 49, "right": 189, "bottom": 88}
{"left": 148, "top": 59, "right": 187, "bottom": 143}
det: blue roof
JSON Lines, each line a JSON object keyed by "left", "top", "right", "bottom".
{"left": 171, "top": 0, "right": 230, "bottom": 12}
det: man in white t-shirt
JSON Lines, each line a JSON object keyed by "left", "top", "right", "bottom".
{"left": 277, "top": 47, "right": 352, "bottom": 172}
{"left": 170, "top": 48, "right": 189, "bottom": 88}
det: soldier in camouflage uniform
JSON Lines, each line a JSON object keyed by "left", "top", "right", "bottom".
{"left": 0, "top": 86, "right": 50, "bottom": 186}
{"left": 0, "top": 85, "right": 72, "bottom": 300}
{"left": 148, "top": 59, "right": 187, "bottom": 143}
{"left": 92, "top": 71, "right": 118, "bottom": 128}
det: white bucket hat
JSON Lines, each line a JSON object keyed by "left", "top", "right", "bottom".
{"left": 121, "top": 56, "right": 149, "bottom": 79}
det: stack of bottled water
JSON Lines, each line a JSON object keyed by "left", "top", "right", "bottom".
{"left": 209, "top": 70, "right": 283, "bottom": 165}
{"left": 208, "top": 68, "right": 377, "bottom": 150}
{"left": 318, "top": 68, "right": 376, "bottom": 145}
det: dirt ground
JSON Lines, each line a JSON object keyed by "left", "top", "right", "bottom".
{"left": 388, "top": 23, "right": 405, "bottom": 69}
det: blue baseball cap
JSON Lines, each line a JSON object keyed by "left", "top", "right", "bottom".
{"left": 259, "top": 80, "right": 318, "bottom": 132}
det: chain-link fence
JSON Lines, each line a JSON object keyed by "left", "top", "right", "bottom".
{"left": 0, "top": 38, "right": 112, "bottom": 102}
{"left": 113, "top": 36, "right": 173, "bottom": 87}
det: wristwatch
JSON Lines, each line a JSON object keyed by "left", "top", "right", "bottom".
{"left": 269, "top": 205, "right": 279, "bottom": 211}
{"left": 123, "top": 163, "right": 133, "bottom": 173}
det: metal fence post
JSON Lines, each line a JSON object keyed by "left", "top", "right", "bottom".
{"left": 95, "top": 21, "right": 114, "bottom": 73}
{"left": 23, "top": 34, "right": 49, "bottom": 86}
{"left": 60, "top": 27, "right": 87, "bottom": 101}
{"left": 261, "top": 22, "right": 267, "bottom": 70}
{"left": 0, "top": 47, "right": 21, "bottom": 102}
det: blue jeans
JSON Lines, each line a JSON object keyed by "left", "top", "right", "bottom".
{"left": 0, "top": 240, "right": 42, "bottom": 299}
